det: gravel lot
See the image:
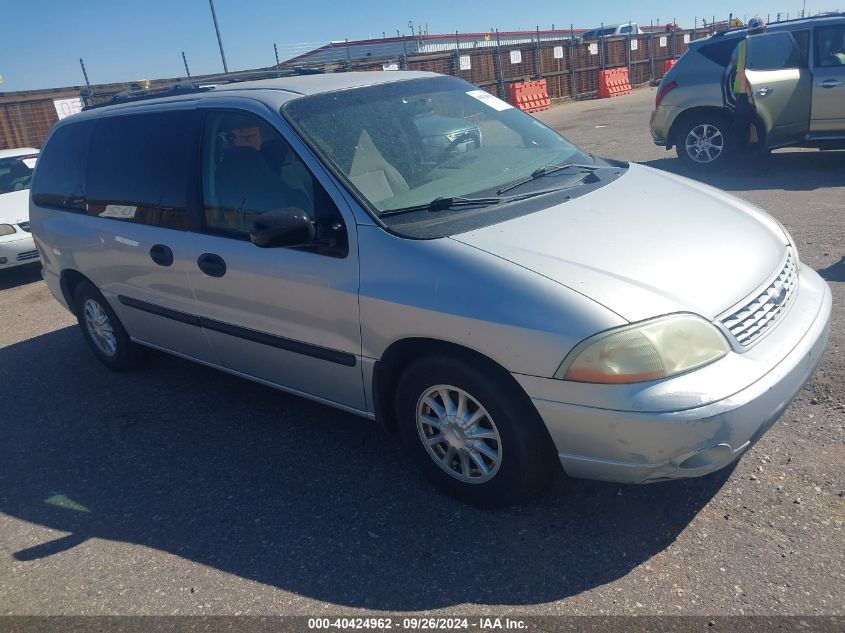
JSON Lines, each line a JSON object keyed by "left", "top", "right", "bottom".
{"left": 0, "top": 87, "right": 842, "bottom": 617}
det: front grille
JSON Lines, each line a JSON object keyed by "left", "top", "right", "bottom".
{"left": 17, "top": 221, "right": 30, "bottom": 232}
{"left": 720, "top": 249, "right": 798, "bottom": 347}
{"left": 16, "top": 250, "right": 39, "bottom": 262}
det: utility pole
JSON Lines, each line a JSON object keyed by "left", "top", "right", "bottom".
{"left": 208, "top": 0, "right": 229, "bottom": 73}
{"left": 182, "top": 51, "right": 191, "bottom": 78}
{"left": 79, "top": 58, "right": 93, "bottom": 105}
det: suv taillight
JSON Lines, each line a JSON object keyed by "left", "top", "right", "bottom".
{"left": 655, "top": 81, "right": 677, "bottom": 108}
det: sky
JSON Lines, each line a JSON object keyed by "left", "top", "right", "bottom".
{"left": 0, "top": 0, "right": 834, "bottom": 92}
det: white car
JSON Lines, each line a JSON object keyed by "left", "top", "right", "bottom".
{"left": 0, "top": 147, "right": 39, "bottom": 270}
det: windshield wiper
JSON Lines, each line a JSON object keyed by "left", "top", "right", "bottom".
{"left": 496, "top": 163, "right": 604, "bottom": 195}
{"left": 379, "top": 196, "right": 505, "bottom": 218}
{"left": 379, "top": 188, "right": 571, "bottom": 218}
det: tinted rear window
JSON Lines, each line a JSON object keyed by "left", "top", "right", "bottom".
{"left": 31, "top": 120, "right": 93, "bottom": 210}
{"left": 85, "top": 110, "right": 197, "bottom": 229}
{"left": 698, "top": 38, "right": 740, "bottom": 66}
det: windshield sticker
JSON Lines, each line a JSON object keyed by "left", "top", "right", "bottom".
{"left": 465, "top": 90, "right": 513, "bottom": 111}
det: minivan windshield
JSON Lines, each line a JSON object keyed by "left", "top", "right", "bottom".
{"left": 284, "top": 76, "right": 594, "bottom": 230}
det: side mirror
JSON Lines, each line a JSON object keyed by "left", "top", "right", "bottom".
{"left": 250, "top": 208, "right": 315, "bottom": 248}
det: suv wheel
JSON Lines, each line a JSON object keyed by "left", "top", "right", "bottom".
{"left": 395, "top": 355, "right": 555, "bottom": 506}
{"left": 73, "top": 280, "right": 147, "bottom": 371}
{"left": 676, "top": 113, "right": 732, "bottom": 170}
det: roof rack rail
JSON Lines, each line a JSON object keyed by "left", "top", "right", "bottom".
{"left": 80, "top": 66, "right": 333, "bottom": 111}
{"left": 82, "top": 81, "right": 214, "bottom": 110}
{"left": 713, "top": 11, "right": 845, "bottom": 36}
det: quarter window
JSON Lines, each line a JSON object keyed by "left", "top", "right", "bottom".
{"left": 85, "top": 111, "right": 197, "bottom": 229}
{"left": 31, "top": 120, "right": 93, "bottom": 211}
{"left": 700, "top": 38, "right": 742, "bottom": 66}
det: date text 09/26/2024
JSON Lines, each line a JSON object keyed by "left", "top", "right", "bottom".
{"left": 307, "top": 617, "right": 527, "bottom": 630}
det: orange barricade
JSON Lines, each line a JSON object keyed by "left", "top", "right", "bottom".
{"left": 506, "top": 79, "right": 551, "bottom": 113}
{"left": 664, "top": 59, "right": 677, "bottom": 73}
{"left": 597, "top": 67, "right": 632, "bottom": 98}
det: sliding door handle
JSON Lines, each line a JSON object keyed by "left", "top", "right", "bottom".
{"left": 197, "top": 253, "right": 227, "bottom": 278}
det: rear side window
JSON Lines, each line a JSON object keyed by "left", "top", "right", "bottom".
{"left": 31, "top": 120, "right": 93, "bottom": 211}
{"left": 85, "top": 110, "right": 197, "bottom": 230}
{"left": 699, "top": 38, "right": 741, "bottom": 67}
{"left": 747, "top": 32, "right": 803, "bottom": 70}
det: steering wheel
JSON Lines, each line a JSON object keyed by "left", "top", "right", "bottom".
{"left": 434, "top": 130, "right": 479, "bottom": 166}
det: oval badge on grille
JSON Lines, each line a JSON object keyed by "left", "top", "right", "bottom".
{"left": 772, "top": 284, "right": 788, "bottom": 306}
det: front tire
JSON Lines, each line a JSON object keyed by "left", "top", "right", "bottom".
{"left": 73, "top": 280, "right": 147, "bottom": 371}
{"left": 395, "top": 355, "right": 556, "bottom": 506}
{"left": 675, "top": 113, "right": 732, "bottom": 171}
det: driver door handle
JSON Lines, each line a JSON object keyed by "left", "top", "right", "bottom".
{"left": 755, "top": 86, "right": 773, "bottom": 97}
{"left": 197, "top": 253, "right": 227, "bottom": 278}
{"left": 817, "top": 79, "right": 843, "bottom": 88}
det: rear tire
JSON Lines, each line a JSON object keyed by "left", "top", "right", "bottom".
{"left": 675, "top": 112, "right": 733, "bottom": 171}
{"left": 395, "top": 355, "right": 556, "bottom": 507}
{"left": 73, "top": 280, "right": 147, "bottom": 371}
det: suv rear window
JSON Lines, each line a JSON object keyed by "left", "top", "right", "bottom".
{"left": 699, "top": 38, "right": 741, "bottom": 66}
{"left": 31, "top": 120, "right": 93, "bottom": 210}
{"left": 85, "top": 111, "right": 197, "bottom": 230}
{"left": 747, "top": 32, "right": 803, "bottom": 70}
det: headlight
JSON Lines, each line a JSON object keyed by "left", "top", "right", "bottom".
{"left": 0, "top": 224, "right": 16, "bottom": 236}
{"left": 556, "top": 314, "right": 730, "bottom": 384}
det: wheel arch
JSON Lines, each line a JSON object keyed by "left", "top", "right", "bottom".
{"left": 372, "top": 338, "right": 540, "bottom": 435}
{"left": 59, "top": 269, "right": 93, "bottom": 309}
{"left": 668, "top": 106, "right": 734, "bottom": 149}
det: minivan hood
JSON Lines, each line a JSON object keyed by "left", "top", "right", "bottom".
{"left": 0, "top": 189, "right": 31, "bottom": 225}
{"left": 451, "top": 163, "right": 789, "bottom": 322}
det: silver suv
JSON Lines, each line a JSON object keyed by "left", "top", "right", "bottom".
{"left": 651, "top": 14, "right": 845, "bottom": 169}
{"left": 31, "top": 72, "right": 831, "bottom": 505}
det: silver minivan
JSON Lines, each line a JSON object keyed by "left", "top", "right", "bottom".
{"left": 30, "top": 72, "right": 831, "bottom": 505}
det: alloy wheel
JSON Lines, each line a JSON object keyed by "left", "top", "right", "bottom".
{"left": 685, "top": 123, "right": 725, "bottom": 164}
{"left": 83, "top": 298, "right": 117, "bottom": 357}
{"left": 416, "top": 385, "right": 502, "bottom": 483}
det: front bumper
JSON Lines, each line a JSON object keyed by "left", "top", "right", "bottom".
{"left": 0, "top": 234, "right": 38, "bottom": 269}
{"left": 515, "top": 266, "right": 832, "bottom": 484}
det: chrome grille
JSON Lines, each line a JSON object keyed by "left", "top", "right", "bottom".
{"left": 16, "top": 250, "right": 39, "bottom": 262}
{"left": 17, "top": 221, "right": 31, "bottom": 232}
{"left": 720, "top": 249, "right": 798, "bottom": 347}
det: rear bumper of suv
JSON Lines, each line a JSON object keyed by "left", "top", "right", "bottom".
{"left": 515, "top": 266, "right": 832, "bottom": 484}
{"left": 650, "top": 105, "right": 683, "bottom": 148}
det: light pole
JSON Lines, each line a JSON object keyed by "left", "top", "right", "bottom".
{"left": 208, "top": 0, "right": 229, "bottom": 73}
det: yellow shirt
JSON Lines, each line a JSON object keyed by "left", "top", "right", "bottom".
{"left": 732, "top": 39, "right": 748, "bottom": 96}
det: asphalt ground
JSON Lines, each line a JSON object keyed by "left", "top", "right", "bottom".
{"left": 0, "top": 87, "right": 842, "bottom": 617}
